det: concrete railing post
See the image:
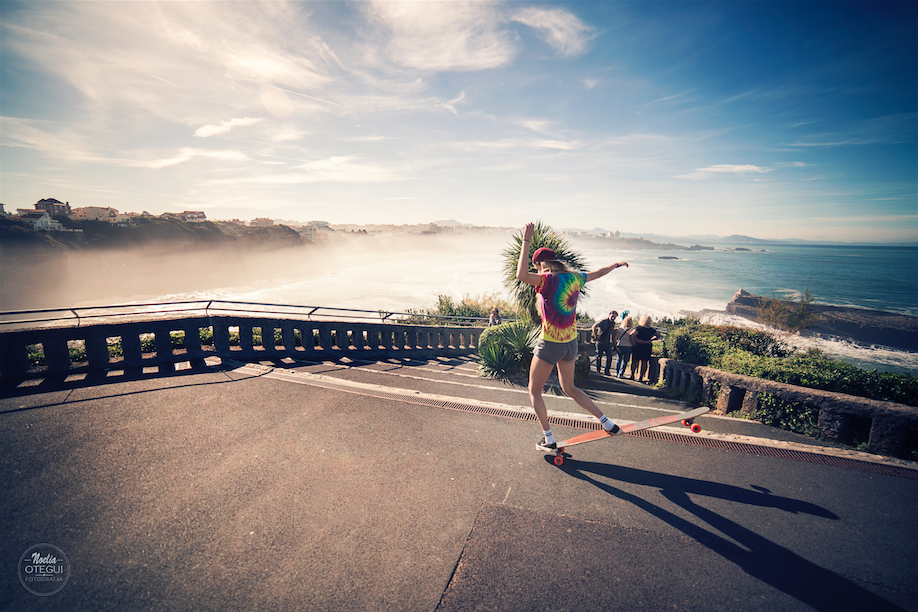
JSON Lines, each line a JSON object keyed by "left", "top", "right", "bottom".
{"left": 121, "top": 331, "right": 143, "bottom": 367}
{"left": 45, "top": 335, "right": 73, "bottom": 372}
{"left": 213, "top": 320, "right": 231, "bottom": 353}
{"left": 86, "top": 334, "right": 110, "bottom": 370}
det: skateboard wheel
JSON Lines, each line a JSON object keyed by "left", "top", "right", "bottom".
{"left": 691, "top": 423, "right": 702, "bottom": 433}
{"left": 553, "top": 455, "right": 564, "bottom": 466}
{"left": 681, "top": 419, "right": 690, "bottom": 427}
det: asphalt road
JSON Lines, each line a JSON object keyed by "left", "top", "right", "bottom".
{"left": 1, "top": 357, "right": 916, "bottom": 611}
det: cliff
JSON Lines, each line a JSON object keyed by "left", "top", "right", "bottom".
{"left": 0, "top": 216, "right": 303, "bottom": 254}
{"left": 726, "top": 289, "right": 918, "bottom": 352}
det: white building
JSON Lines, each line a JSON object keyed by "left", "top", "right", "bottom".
{"left": 71, "top": 206, "right": 118, "bottom": 222}
{"left": 16, "top": 209, "right": 64, "bottom": 231}
{"left": 182, "top": 211, "right": 207, "bottom": 222}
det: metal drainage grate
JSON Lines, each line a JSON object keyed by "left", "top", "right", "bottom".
{"left": 261, "top": 366, "right": 918, "bottom": 481}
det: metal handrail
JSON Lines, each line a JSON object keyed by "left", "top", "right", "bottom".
{"left": 0, "top": 300, "right": 498, "bottom": 329}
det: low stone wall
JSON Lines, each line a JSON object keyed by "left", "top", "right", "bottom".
{"left": 1, "top": 315, "right": 482, "bottom": 378}
{"left": 658, "top": 358, "right": 918, "bottom": 458}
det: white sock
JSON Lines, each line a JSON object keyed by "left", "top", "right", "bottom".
{"left": 599, "top": 415, "right": 615, "bottom": 431}
{"left": 543, "top": 429, "right": 555, "bottom": 444}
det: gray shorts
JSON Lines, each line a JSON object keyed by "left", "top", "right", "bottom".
{"left": 533, "top": 338, "right": 579, "bottom": 365}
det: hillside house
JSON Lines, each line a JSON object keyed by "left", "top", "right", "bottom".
{"left": 35, "top": 198, "right": 72, "bottom": 217}
{"left": 72, "top": 206, "right": 118, "bottom": 222}
{"left": 16, "top": 209, "right": 64, "bottom": 232}
{"left": 182, "top": 211, "right": 207, "bottom": 222}
{"left": 250, "top": 218, "right": 274, "bottom": 227}
{"left": 115, "top": 212, "right": 143, "bottom": 226}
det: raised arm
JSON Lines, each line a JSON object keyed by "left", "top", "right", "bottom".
{"left": 516, "top": 222, "right": 543, "bottom": 287}
{"left": 585, "top": 261, "right": 629, "bottom": 282}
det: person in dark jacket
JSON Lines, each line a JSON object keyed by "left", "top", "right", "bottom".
{"left": 630, "top": 315, "right": 659, "bottom": 383}
{"left": 591, "top": 310, "right": 618, "bottom": 375}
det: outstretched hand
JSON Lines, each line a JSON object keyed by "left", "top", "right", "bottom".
{"left": 522, "top": 222, "right": 535, "bottom": 242}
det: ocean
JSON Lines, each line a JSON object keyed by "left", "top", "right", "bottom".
{"left": 96, "top": 231, "right": 918, "bottom": 375}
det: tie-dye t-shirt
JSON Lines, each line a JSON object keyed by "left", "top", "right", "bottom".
{"left": 536, "top": 271, "right": 587, "bottom": 343}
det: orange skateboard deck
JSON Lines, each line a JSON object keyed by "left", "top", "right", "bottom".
{"left": 541, "top": 406, "right": 710, "bottom": 466}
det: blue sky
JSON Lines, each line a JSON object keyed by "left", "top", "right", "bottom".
{"left": 1, "top": 1, "right": 915, "bottom": 242}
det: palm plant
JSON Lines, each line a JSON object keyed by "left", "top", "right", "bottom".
{"left": 476, "top": 321, "right": 540, "bottom": 379}
{"left": 501, "top": 220, "right": 587, "bottom": 325}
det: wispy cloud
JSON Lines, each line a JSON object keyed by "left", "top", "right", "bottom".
{"left": 142, "top": 148, "right": 249, "bottom": 169}
{"left": 510, "top": 7, "right": 595, "bottom": 57}
{"left": 297, "top": 155, "right": 402, "bottom": 182}
{"left": 531, "top": 139, "right": 581, "bottom": 151}
{"left": 151, "top": 2, "right": 336, "bottom": 90}
{"left": 449, "top": 137, "right": 582, "bottom": 153}
{"left": 365, "top": 0, "right": 515, "bottom": 71}
{"left": 271, "top": 126, "right": 309, "bottom": 144}
{"left": 443, "top": 91, "right": 469, "bottom": 116}
{"left": 605, "top": 134, "right": 673, "bottom": 146}
{"left": 0, "top": 116, "right": 92, "bottom": 159}
{"left": 194, "top": 118, "right": 264, "bottom": 138}
{"left": 643, "top": 92, "right": 694, "bottom": 107}
{"left": 515, "top": 118, "right": 557, "bottom": 134}
{"left": 209, "top": 155, "right": 407, "bottom": 185}
{"left": 774, "top": 161, "right": 813, "bottom": 168}
{"left": 676, "top": 164, "right": 769, "bottom": 180}
{"left": 788, "top": 113, "right": 918, "bottom": 147}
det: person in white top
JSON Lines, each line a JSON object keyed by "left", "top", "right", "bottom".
{"left": 614, "top": 315, "right": 635, "bottom": 378}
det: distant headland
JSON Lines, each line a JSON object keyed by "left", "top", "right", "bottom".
{"left": 2, "top": 201, "right": 722, "bottom": 255}
{"left": 725, "top": 289, "right": 918, "bottom": 352}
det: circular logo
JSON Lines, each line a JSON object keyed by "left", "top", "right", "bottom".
{"left": 18, "top": 544, "right": 71, "bottom": 596}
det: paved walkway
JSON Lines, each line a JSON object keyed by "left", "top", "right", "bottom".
{"left": 1, "top": 356, "right": 916, "bottom": 611}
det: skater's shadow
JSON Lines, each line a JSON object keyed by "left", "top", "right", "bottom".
{"left": 554, "top": 458, "right": 905, "bottom": 612}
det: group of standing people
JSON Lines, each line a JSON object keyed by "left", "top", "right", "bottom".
{"left": 592, "top": 311, "right": 658, "bottom": 383}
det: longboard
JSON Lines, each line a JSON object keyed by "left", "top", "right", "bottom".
{"left": 540, "top": 406, "right": 710, "bottom": 466}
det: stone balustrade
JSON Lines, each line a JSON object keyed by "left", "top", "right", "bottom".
{"left": 658, "top": 357, "right": 918, "bottom": 458}
{"left": 5, "top": 315, "right": 915, "bottom": 458}
{"left": 1, "top": 315, "right": 481, "bottom": 378}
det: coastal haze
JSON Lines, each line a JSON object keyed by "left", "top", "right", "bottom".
{"left": 5, "top": 225, "right": 915, "bottom": 375}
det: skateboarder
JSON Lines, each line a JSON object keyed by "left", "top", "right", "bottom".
{"left": 515, "top": 222, "right": 629, "bottom": 451}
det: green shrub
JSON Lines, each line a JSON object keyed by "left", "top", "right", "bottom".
{"left": 661, "top": 318, "right": 918, "bottom": 442}
{"left": 663, "top": 320, "right": 789, "bottom": 363}
{"left": 663, "top": 322, "right": 726, "bottom": 364}
{"left": 403, "top": 292, "right": 523, "bottom": 325}
{"left": 758, "top": 287, "right": 816, "bottom": 335}
{"left": 476, "top": 341, "right": 519, "bottom": 379}
{"left": 749, "top": 394, "right": 821, "bottom": 438}
{"left": 476, "top": 321, "right": 539, "bottom": 379}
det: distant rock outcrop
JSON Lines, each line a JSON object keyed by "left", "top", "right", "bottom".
{"left": 726, "top": 289, "right": 918, "bottom": 352}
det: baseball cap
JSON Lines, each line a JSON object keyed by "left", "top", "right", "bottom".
{"left": 532, "top": 247, "right": 560, "bottom": 265}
